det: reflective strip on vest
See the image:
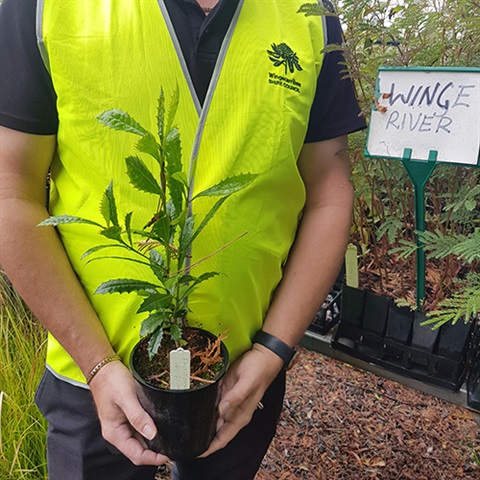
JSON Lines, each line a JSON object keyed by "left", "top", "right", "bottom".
{"left": 38, "top": 0, "right": 325, "bottom": 384}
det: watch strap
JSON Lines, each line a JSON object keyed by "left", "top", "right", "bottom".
{"left": 253, "top": 330, "right": 296, "bottom": 369}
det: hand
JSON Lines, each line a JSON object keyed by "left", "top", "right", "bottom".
{"left": 88, "top": 360, "right": 169, "bottom": 466}
{"left": 200, "top": 344, "right": 284, "bottom": 457}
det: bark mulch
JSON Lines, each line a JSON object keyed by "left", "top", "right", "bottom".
{"left": 157, "top": 346, "right": 480, "bottom": 479}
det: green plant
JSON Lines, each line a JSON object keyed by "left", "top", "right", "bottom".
{"left": 40, "top": 89, "right": 257, "bottom": 358}
{"left": 327, "top": 0, "right": 480, "bottom": 323}
{"left": 0, "top": 273, "right": 47, "bottom": 480}
{"left": 395, "top": 227, "right": 480, "bottom": 329}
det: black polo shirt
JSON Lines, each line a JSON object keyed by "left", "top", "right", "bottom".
{"left": 0, "top": 0, "right": 366, "bottom": 141}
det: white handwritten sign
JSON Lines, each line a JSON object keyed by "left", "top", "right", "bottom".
{"left": 365, "top": 67, "right": 480, "bottom": 167}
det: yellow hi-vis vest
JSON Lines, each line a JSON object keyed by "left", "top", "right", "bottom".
{"left": 38, "top": 0, "right": 326, "bottom": 386}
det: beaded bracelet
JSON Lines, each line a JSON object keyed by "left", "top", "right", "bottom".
{"left": 85, "top": 354, "right": 122, "bottom": 385}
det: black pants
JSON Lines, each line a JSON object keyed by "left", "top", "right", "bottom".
{"left": 35, "top": 368, "right": 285, "bottom": 480}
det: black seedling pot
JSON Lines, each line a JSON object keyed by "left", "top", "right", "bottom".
{"left": 385, "top": 303, "right": 414, "bottom": 345}
{"left": 411, "top": 312, "right": 439, "bottom": 353}
{"left": 340, "top": 285, "right": 366, "bottom": 327}
{"left": 362, "top": 291, "right": 390, "bottom": 336}
{"left": 437, "top": 319, "right": 472, "bottom": 361}
{"left": 130, "top": 329, "right": 229, "bottom": 461}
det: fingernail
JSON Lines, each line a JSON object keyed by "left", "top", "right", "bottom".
{"left": 142, "top": 424, "right": 155, "bottom": 440}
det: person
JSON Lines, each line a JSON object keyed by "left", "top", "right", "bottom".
{"left": 0, "top": 0, "right": 366, "bottom": 479}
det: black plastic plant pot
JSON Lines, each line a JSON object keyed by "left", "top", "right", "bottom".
{"left": 340, "top": 285, "right": 366, "bottom": 327}
{"left": 130, "top": 330, "right": 229, "bottom": 461}
{"left": 437, "top": 319, "right": 473, "bottom": 361}
{"left": 362, "top": 291, "right": 390, "bottom": 335}
{"left": 385, "top": 303, "right": 414, "bottom": 345}
{"left": 407, "top": 312, "right": 440, "bottom": 368}
{"left": 411, "top": 312, "right": 439, "bottom": 353}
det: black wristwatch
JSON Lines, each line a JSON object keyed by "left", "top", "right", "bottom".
{"left": 253, "top": 330, "right": 296, "bottom": 369}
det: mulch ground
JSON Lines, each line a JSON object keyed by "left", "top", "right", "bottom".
{"left": 157, "top": 347, "right": 480, "bottom": 479}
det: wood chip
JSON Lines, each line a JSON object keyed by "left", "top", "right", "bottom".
{"left": 156, "top": 347, "right": 480, "bottom": 479}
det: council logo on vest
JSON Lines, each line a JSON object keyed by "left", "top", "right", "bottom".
{"left": 267, "top": 43, "right": 303, "bottom": 94}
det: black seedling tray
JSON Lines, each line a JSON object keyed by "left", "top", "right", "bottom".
{"left": 331, "top": 286, "right": 473, "bottom": 392}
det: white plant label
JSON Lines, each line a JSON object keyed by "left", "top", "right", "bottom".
{"left": 170, "top": 347, "right": 191, "bottom": 390}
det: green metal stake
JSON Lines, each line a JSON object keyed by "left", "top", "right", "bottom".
{"left": 401, "top": 148, "right": 437, "bottom": 311}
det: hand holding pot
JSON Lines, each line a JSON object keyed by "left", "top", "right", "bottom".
{"left": 88, "top": 359, "right": 170, "bottom": 466}
{"left": 200, "top": 343, "right": 284, "bottom": 457}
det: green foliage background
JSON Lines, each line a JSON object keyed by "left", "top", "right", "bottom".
{"left": 1, "top": 1, "right": 479, "bottom": 478}
{"left": 333, "top": 0, "right": 480, "bottom": 323}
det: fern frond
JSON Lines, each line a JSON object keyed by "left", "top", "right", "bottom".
{"left": 445, "top": 184, "right": 480, "bottom": 213}
{"left": 418, "top": 228, "right": 480, "bottom": 263}
{"left": 388, "top": 239, "right": 417, "bottom": 259}
{"left": 422, "top": 279, "right": 480, "bottom": 329}
{"left": 419, "top": 229, "right": 457, "bottom": 259}
{"left": 376, "top": 216, "right": 403, "bottom": 244}
{"left": 297, "top": 3, "right": 335, "bottom": 17}
{"left": 450, "top": 228, "right": 480, "bottom": 263}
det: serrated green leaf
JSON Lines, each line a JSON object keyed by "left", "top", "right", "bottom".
{"left": 38, "top": 215, "right": 103, "bottom": 228}
{"left": 125, "top": 211, "right": 133, "bottom": 246}
{"left": 171, "top": 171, "right": 189, "bottom": 188}
{"left": 165, "top": 128, "right": 181, "bottom": 164}
{"left": 100, "top": 195, "right": 110, "bottom": 226}
{"left": 130, "top": 228, "right": 159, "bottom": 241}
{"left": 81, "top": 244, "right": 126, "bottom": 259}
{"left": 95, "top": 278, "right": 160, "bottom": 295}
{"left": 157, "top": 89, "right": 165, "bottom": 144}
{"left": 136, "top": 132, "right": 161, "bottom": 164}
{"left": 147, "top": 328, "right": 164, "bottom": 359}
{"left": 151, "top": 214, "right": 171, "bottom": 244}
{"left": 193, "top": 173, "right": 257, "bottom": 199}
{"left": 180, "top": 271, "right": 220, "bottom": 300}
{"left": 171, "top": 206, "right": 187, "bottom": 226}
{"left": 170, "top": 323, "right": 182, "bottom": 342}
{"left": 100, "top": 225, "right": 123, "bottom": 242}
{"left": 140, "top": 311, "right": 169, "bottom": 336}
{"left": 178, "top": 274, "right": 196, "bottom": 284}
{"left": 165, "top": 127, "right": 184, "bottom": 213}
{"left": 165, "top": 86, "right": 179, "bottom": 138}
{"left": 164, "top": 273, "right": 182, "bottom": 295}
{"left": 179, "top": 215, "right": 195, "bottom": 264}
{"left": 190, "top": 196, "right": 228, "bottom": 245}
{"left": 84, "top": 255, "right": 150, "bottom": 271}
{"left": 100, "top": 181, "right": 119, "bottom": 226}
{"left": 96, "top": 109, "right": 147, "bottom": 136}
{"left": 177, "top": 283, "right": 192, "bottom": 300}
{"left": 195, "top": 271, "right": 220, "bottom": 284}
{"left": 138, "top": 294, "right": 172, "bottom": 314}
{"left": 125, "top": 156, "right": 162, "bottom": 196}
{"left": 149, "top": 249, "right": 167, "bottom": 280}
